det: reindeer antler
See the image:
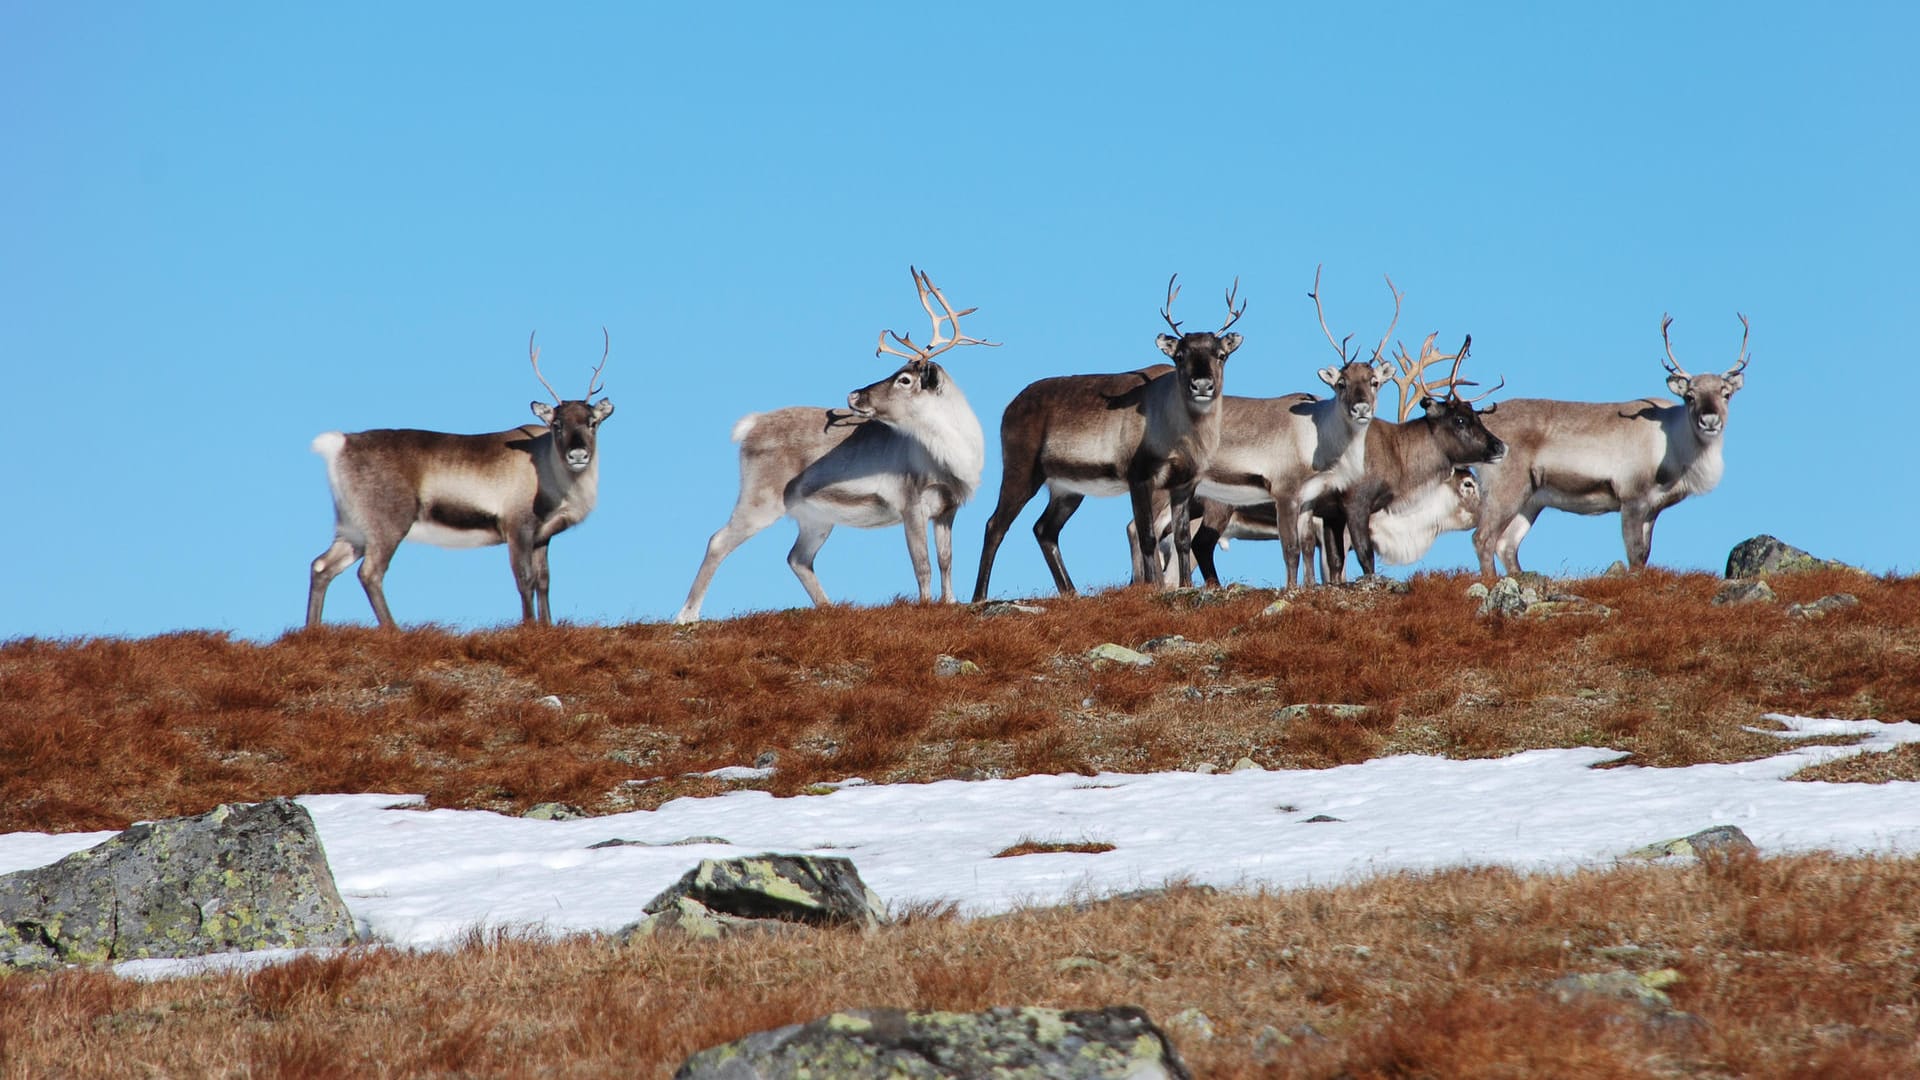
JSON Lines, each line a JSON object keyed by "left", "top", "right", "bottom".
{"left": 1308, "top": 264, "right": 1355, "bottom": 362}
{"left": 1370, "top": 274, "right": 1403, "bottom": 362}
{"left": 1219, "top": 276, "right": 1246, "bottom": 333}
{"left": 1659, "top": 313, "right": 1692, "bottom": 379}
{"left": 1729, "top": 313, "right": 1751, "bottom": 376}
{"left": 1160, "top": 273, "right": 1184, "bottom": 334}
{"left": 584, "top": 327, "right": 610, "bottom": 399}
{"left": 529, "top": 331, "right": 562, "bottom": 404}
{"left": 875, "top": 266, "right": 999, "bottom": 366}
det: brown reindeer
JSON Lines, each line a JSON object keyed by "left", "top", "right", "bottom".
{"left": 307, "top": 332, "right": 614, "bottom": 628}
{"left": 674, "top": 268, "right": 993, "bottom": 622}
{"left": 1473, "top": 314, "right": 1748, "bottom": 577}
{"left": 971, "top": 275, "right": 1244, "bottom": 600}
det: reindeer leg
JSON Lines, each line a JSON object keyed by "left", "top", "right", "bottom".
{"left": 1622, "top": 507, "right": 1656, "bottom": 569}
{"left": 306, "top": 537, "right": 360, "bottom": 628}
{"left": 934, "top": 510, "right": 957, "bottom": 603}
{"left": 1128, "top": 484, "right": 1162, "bottom": 587}
{"left": 901, "top": 500, "right": 934, "bottom": 604}
{"left": 972, "top": 462, "right": 1043, "bottom": 603}
{"left": 675, "top": 490, "right": 786, "bottom": 623}
{"left": 355, "top": 534, "right": 404, "bottom": 630}
{"left": 787, "top": 518, "right": 835, "bottom": 608}
{"left": 506, "top": 532, "right": 538, "bottom": 624}
{"left": 1167, "top": 483, "right": 1199, "bottom": 589}
{"left": 1032, "top": 492, "right": 1085, "bottom": 596}
{"left": 1275, "top": 495, "right": 1305, "bottom": 589}
{"left": 530, "top": 543, "right": 553, "bottom": 625}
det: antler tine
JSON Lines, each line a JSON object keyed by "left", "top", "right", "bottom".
{"left": 1370, "top": 273, "right": 1404, "bottom": 361}
{"left": 1160, "top": 273, "right": 1184, "bottom": 334}
{"left": 1307, "top": 264, "right": 1348, "bottom": 361}
{"left": 1659, "top": 313, "right": 1691, "bottom": 378}
{"left": 1730, "top": 312, "right": 1751, "bottom": 375}
{"left": 528, "top": 330, "right": 562, "bottom": 404}
{"left": 1441, "top": 334, "right": 1473, "bottom": 399}
{"left": 582, "top": 326, "right": 610, "bottom": 399}
{"left": 1218, "top": 275, "right": 1246, "bottom": 333}
{"left": 1457, "top": 373, "right": 1505, "bottom": 405}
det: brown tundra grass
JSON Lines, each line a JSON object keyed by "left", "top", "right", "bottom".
{"left": 1, "top": 571, "right": 1917, "bottom": 1075}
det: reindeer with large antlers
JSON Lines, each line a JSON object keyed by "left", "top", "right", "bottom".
{"left": 1472, "top": 313, "right": 1749, "bottom": 576}
{"left": 306, "top": 331, "right": 616, "bottom": 628}
{"left": 971, "top": 274, "right": 1244, "bottom": 599}
{"left": 673, "top": 268, "right": 992, "bottom": 622}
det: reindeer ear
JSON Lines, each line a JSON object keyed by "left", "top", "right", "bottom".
{"left": 1218, "top": 332, "right": 1242, "bottom": 356}
{"left": 1318, "top": 366, "right": 1340, "bottom": 388}
{"left": 1722, "top": 370, "right": 1744, "bottom": 393}
{"left": 922, "top": 364, "right": 942, "bottom": 391}
{"left": 531, "top": 401, "right": 556, "bottom": 424}
{"left": 1373, "top": 360, "right": 1395, "bottom": 385}
{"left": 1419, "top": 395, "right": 1438, "bottom": 413}
{"left": 1665, "top": 373, "right": 1691, "bottom": 398}
{"left": 593, "top": 399, "right": 615, "bottom": 422}
{"left": 1156, "top": 333, "right": 1180, "bottom": 357}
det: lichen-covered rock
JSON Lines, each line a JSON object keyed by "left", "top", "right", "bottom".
{"left": 0, "top": 798, "right": 354, "bottom": 970}
{"left": 1712, "top": 579, "right": 1777, "bottom": 606}
{"left": 1525, "top": 597, "right": 1612, "bottom": 619}
{"left": 1478, "top": 577, "right": 1538, "bottom": 617}
{"left": 1086, "top": 643, "right": 1153, "bottom": 667}
{"left": 933, "top": 654, "right": 981, "bottom": 677}
{"left": 1627, "top": 824, "right": 1757, "bottom": 861}
{"left": 619, "top": 855, "right": 885, "bottom": 941}
{"left": 523, "top": 802, "right": 587, "bottom": 820}
{"left": 1725, "top": 535, "right": 1856, "bottom": 579}
{"left": 673, "top": 1005, "right": 1192, "bottom": 1079}
{"left": 1273, "top": 703, "right": 1371, "bottom": 723}
{"left": 1786, "top": 593, "right": 1860, "bottom": 620}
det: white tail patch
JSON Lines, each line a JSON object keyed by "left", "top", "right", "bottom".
{"left": 731, "top": 414, "right": 760, "bottom": 444}
{"left": 311, "top": 431, "right": 346, "bottom": 460}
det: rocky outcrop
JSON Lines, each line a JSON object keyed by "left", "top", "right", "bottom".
{"left": 0, "top": 799, "right": 355, "bottom": 970}
{"left": 619, "top": 855, "right": 886, "bottom": 941}
{"left": 1725, "top": 536, "right": 1856, "bottom": 579}
{"left": 674, "top": 1005, "right": 1191, "bottom": 1079}
{"left": 1786, "top": 594, "right": 1860, "bottom": 620}
{"left": 1477, "top": 578, "right": 1611, "bottom": 619}
{"left": 1711, "top": 579, "right": 1777, "bottom": 606}
{"left": 1627, "top": 824, "right": 1757, "bottom": 862}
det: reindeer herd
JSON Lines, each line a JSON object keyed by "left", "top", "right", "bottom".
{"left": 305, "top": 268, "right": 1751, "bottom": 629}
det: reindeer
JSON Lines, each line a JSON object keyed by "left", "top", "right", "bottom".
{"left": 1307, "top": 333, "right": 1507, "bottom": 581}
{"left": 1186, "top": 267, "right": 1398, "bottom": 588}
{"left": 673, "top": 268, "right": 992, "bottom": 623}
{"left": 306, "top": 332, "right": 615, "bottom": 628}
{"left": 970, "top": 276, "right": 1243, "bottom": 600}
{"left": 1472, "top": 314, "right": 1749, "bottom": 577}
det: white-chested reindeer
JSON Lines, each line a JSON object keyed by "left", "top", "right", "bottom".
{"left": 673, "top": 268, "right": 992, "bottom": 622}
{"left": 971, "top": 275, "right": 1244, "bottom": 599}
{"left": 1473, "top": 313, "right": 1749, "bottom": 576}
{"left": 307, "top": 332, "right": 615, "bottom": 628}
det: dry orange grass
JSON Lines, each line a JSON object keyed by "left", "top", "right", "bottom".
{"left": 2, "top": 854, "right": 1916, "bottom": 1077}
{"left": 1, "top": 570, "right": 1914, "bottom": 833}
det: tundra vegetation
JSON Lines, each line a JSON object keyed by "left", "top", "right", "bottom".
{"left": 2, "top": 570, "right": 1917, "bottom": 1074}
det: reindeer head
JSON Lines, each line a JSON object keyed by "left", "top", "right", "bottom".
{"left": 1306, "top": 266, "right": 1402, "bottom": 426}
{"left": 847, "top": 267, "right": 995, "bottom": 427}
{"left": 1661, "top": 313, "right": 1749, "bottom": 440}
{"left": 1392, "top": 332, "right": 1507, "bottom": 466}
{"left": 528, "top": 329, "right": 616, "bottom": 473}
{"left": 1154, "top": 274, "right": 1244, "bottom": 413}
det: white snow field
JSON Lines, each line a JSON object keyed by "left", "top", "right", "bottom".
{"left": 2, "top": 715, "right": 1917, "bottom": 979}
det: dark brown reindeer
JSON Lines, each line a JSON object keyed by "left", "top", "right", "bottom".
{"left": 1296, "top": 333, "right": 1506, "bottom": 582}
{"left": 1473, "top": 314, "right": 1749, "bottom": 577}
{"left": 971, "top": 275, "right": 1244, "bottom": 600}
{"left": 307, "top": 332, "right": 615, "bottom": 628}
{"left": 674, "top": 268, "right": 992, "bottom": 622}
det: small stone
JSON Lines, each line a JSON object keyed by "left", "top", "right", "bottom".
{"left": 1228, "top": 756, "right": 1263, "bottom": 773}
{"left": 1627, "top": 824, "right": 1757, "bottom": 861}
{"left": 534, "top": 694, "right": 563, "bottom": 710}
{"left": 1478, "top": 577, "right": 1537, "bottom": 617}
{"left": 1191, "top": 762, "right": 1220, "bottom": 775}
{"left": 1053, "top": 956, "right": 1107, "bottom": 973}
{"left": 522, "top": 802, "right": 586, "bottom": 821}
{"left": 1303, "top": 814, "right": 1342, "bottom": 824}
{"left": 933, "top": 654, "right": 982, "bottom": 677}
{"left": 1712, "top": 579, "right": 1777, "bottom": 606}
{"left": 1167, "top": 1008, "right": 1215, "bottom": 1041}
{"left": 1252, "top": 1025, "right": 1293, "bottom": 1061}
{"left": 1139, "top": 634, "right": 1200, "bottom": 653}
{"left": 1786, "top": 593, "right": 1860, "bottom": 620}
{"left": 1273, "top": 703, "right": 1371, "bottom": 723}
{"left": 1087, "top": 643, "right": 1153, "bottom": 667}
{"left": 1603, "top": 561, "right": 1629, "bottom": 578}
{"left": 1525, "top": 597, "right": 1613, "bottom": 619}
{"left": 753, "top": 750, "right": 781, "bottom": 770}
{"left": 976, "top": 601, "right": 1046, "bottom": 617}
{"left": 1550, "top": 970, "right": 1674, "bottom": 1011}
{"left": 1259, "top": 598, "right": 1291, "bottom": 617}
{"left": 1465, "top": 582, "right": 1489, "bottom": 600}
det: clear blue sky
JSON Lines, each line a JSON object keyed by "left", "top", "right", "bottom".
{"left": 5, "top": 3, "right": 1914, "bottom": 641}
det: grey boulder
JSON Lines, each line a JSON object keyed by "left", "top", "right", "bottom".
{"left": 0, "top": 798, "right": 355, "bottom": 970}
{"left": 620, "top": 854, "right": 886, "bottom": 940}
